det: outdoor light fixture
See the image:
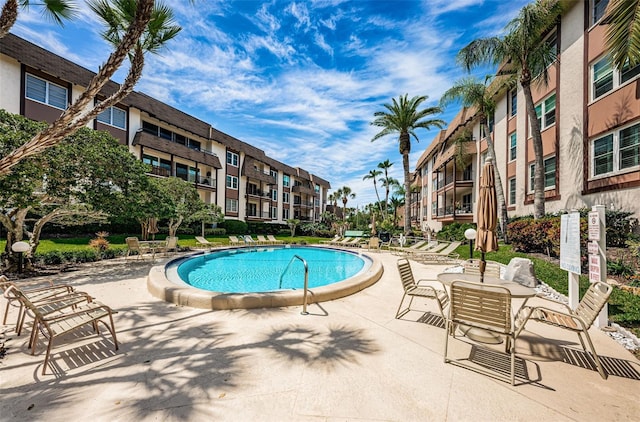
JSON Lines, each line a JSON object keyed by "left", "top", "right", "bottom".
{"left": 11, "top": 241, "right": 30, "bottom": 273}
{"left": 464, "top": 228, "right": 477, "bottom": 259}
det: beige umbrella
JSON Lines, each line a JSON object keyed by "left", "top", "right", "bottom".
{"left": 148, "top": 217, "right": 159, "bottom": 240}
{"left": 475, "top": 157, "right": 499, "bottom": 282}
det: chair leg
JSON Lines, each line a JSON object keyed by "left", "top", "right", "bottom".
{"left": 395, "top": 293, "right": 409, "bottom": 318}
{"left": 443, "top": 320, "right": 451, "bottom": 363}
{"left": 580, "top": 330, "right": 608, "bottom": 380}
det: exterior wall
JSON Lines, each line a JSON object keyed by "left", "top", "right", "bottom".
{"left": 0, "top": 55, "right": 20, "bottom": 113}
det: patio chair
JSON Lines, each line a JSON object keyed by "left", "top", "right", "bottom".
{"left": 228, "top": 236, "right": 243, "bottom": 246}
{"left": 515, "top": 281, "right": 613, "bottom": 379}
{"left": 396, "top": 258, "right": 449, "bottom": 320}
{"left": 195, "top": 236, "right": 219, "bottom": 249}
{"left": 267, "top": 235, "right": 284, "bottom": 244}
{"left": 411, "top": 241, "right": 462, "bottom": 263}
{"left": 159, "top": 236, "right": 179, "bottom": 256}
{"left": 366, "top": 237, "right": 380, "bottom": 251}
{"left": 444, "top": 279, "right": 519, "bottom": 385}
{"left": 463, "top": 259, "right": 502, "bottom": 278}
{"left": 14, "top": 288, "right": 118, "bottom": 375}
{"left": 125, "top": 237, "right": 150, "bottom": 259}
{"left": 256, "top": 235, "right": 270, "bottom": 245}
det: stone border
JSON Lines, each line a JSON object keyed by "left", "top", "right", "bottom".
{"left": 147, "top": 248, "right": 384, "bottom": 310}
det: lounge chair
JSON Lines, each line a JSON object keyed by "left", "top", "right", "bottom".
{"left": 14, "top": 288, "right": 118, "bottom": 375}
{"left": 515, "top": 281, "right": 613, "bottom": 379}
{"left": 342, "top": 237, "right": 365, "bottom": 248}
{"left": 411, "top": 241, "right": 462, "bottom": 263}
{"left": 243, "top": 235, "right": 257, "bottom": 244}
{"left": 390, "top": 239, "right": 428, "bottom": 255}
{"left": 1, "top": 276, "right": 73, "bottom": 328}
{"left": 256, "top": 235, "right": 271, "bottom": 245}
{"left": 320, "top": 235, "right": 341, "bottom": 244}
{"left": 396, "top": 258, "right": 449, "bottom": 320}
{"left": 267, "top": 235, "right": 284, "bottom": 244}
{"left": 125, "top": 237, "right": 150, "bottom": 259}
{"left": 331, "top": 237, "right": 353, "bottom": 246}
{"left": 228, "top": 236, "right": 243, "bottom": 246}
{"left": 195, "top": 236, "right": 219, "bottom": 249}
{"left": 444, "top": 279, "right": 520, "bottom": 385}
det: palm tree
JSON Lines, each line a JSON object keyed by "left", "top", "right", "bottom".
{"left": 339, "top": 186, "right": 355, "bottom": 221}
{"left": 604, "top": 0, "right": 640, "bottom": 70}
{"left": 457, "top": 0, "right": 564, "bottom": 218}
{"left": 371, "top": 94, "right": 445, "bottom": 235}
{"left": 440, "top": 75, "right": 510, "bottom": 241}
{"left": 363, "top": 169, "right": 383, "bottom": 215}
{"left": 377, "top": 159, "right": 393, "bottom": 217}
{"left": 389, "top": 195, "right": 404, "bottom": 228}
{"left": 0, "top": 0, "right": 183, "bottom": 176}
{"left": 1, "top": 0, "right": 77, "bottom": 38}
{"left": 332, "top": 188, "right": 343, "bottom": 219}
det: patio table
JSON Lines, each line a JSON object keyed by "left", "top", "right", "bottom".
{"left": 139, "top": 240, "right": 165, "bottom": 260}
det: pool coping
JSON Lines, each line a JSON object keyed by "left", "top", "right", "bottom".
{"left": 147, "top": 247, "right": 384, "bottom": 310}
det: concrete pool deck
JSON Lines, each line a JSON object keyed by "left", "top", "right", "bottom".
{"left": 1, "top": 250, "right": 639, "bottom": 421}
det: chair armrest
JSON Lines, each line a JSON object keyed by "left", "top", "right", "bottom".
{"left": 40, "top": 302, "right": 114, "bottom": 322}
{"left": 530, "top": 295, "right": 574, "bottom": 313}
{"left": 517, "top": 305, "right": 589, "bottom": 330}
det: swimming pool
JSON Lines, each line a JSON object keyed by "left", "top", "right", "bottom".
{"left": 147, "top": 245, "right": 384, "bottom": 310}
{"left": 172, "top": 246, "right": 370, "bottom": 293}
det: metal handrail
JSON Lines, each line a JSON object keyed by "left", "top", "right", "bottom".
{"left": 278, "top": 254, "right": 309, "bottom": 315}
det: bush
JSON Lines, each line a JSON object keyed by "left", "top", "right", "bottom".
{"left": 204, "top": 227, "right": 226, "bottom": 236}
{"left": 34, "top": 249, "right": 100, "bottom": 265}
{"left": 436, "top": 223, "right": 476, "bottom": 242}
{"left": 605, "top": 210, "right": 638, "bottom": 247}
{"left": 219, "top": 219, "right": 248, "bottom": 234}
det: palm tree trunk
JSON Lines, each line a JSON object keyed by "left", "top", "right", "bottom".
{"left": 373, "top": 180, "right": 383, "bottom": 214}
{"left": 0, "top": 0, "right": 18, "bottom": 39}
{"left": 482, "top": 121, "right": 509, "bottom": 243}
{"left": 402, "top": 151, "right": 411, "bottom": 235}
{"left": 522, "top": 82, "right": 546, "bottom": 219}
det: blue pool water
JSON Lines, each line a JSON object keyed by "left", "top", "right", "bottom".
{"left": 171, "top": 246, "right": 370, "bottom": 293}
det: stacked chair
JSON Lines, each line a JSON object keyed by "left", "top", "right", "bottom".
{"left": 1, "top": 275, "right": 118, "bottom": 375}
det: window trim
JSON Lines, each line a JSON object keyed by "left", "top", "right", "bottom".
{"left": 591, "top": 55, "right": 640, "bottom": 101}
{"left": 533, "top": 93, "right": 556, "bottom": 132}
{"left": 226, "top": 175, "right": 238, "bottom": 190}
{"left": 226, "top": 151, "right": 239, "bottom": 167}
{"left": 25, "top": 73, "right": 68, "bottom": 110}
{"left": 225, "top": 198, "right": 238, "bottom": 213}
{"left": 592, "top": 0, "right": 609, "bottom": 25}
{"left": 590, "top": 121, "right": 640, "bottom": 180}
{"left": 509, "top": 132, "right": 517, "bottom": 162}
{"left": 508, "top": 177, "right": 516, "bottom": 206}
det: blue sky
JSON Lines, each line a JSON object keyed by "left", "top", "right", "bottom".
{"left": 12, "top": 0, "right": 530, "bottom": 206}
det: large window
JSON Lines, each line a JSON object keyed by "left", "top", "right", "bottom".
{"left": 226, "top": 151, "right": 238, "bottom": 167}
{"left": 529, "top": 156, "right": 556, "bottom": 192}
{"left": 283, "top": 174, "right": 290, "bottom": 187}
{"left": 282, "top": 208, "right": 290, "bottom": 220}
{"left": 592, "top": 56, "right": 640, "bottom": 100}
{"left": 592, "top": 122, "right": 640, "bottom": 177}
{"left": 509, "top": 177, "right": 516, "bottom": 205}
{"left": 226, "top": 175, "right": 238, "bottom": 189}
{"left": 226, "top": 198, "right": 238, "bottom": 213}
{"left": 534, "top": 93, "right": 556, "bottom": 130}
{"left": 97, "top": 106, "right": 126, "bottom": 129}
{"left": 176, "top": 163, "right": 188, "bottom": 181}
{"left": 25, "top": 74, "right": 67, "bottom": 109}
{"left": 282, "top": 192, "right": 289, "bottom": 203}
{"left": 509, "top": 132, "right": 517, "bottom": 161}
{"left": 593, "top": 0, "right": 609, "bottom": 24}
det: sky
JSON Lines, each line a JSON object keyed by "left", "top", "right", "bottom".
{"left": 11, "top": 0, "right": 531, "bottom": 206}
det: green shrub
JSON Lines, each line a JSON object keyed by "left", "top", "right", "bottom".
{"left": 436, "top": 223, "right": 476, "bottom": 242}
{"left": 605, "top": 210, "right": 638, "bottom": 247}
{"left": 219, "top": 219, "right": 248, "bottom": 234}
{"left": 607, "top": 258, "right": 635, "bottom": 277}
{"left": 204, "top": 227, "right": 226, "bottom": 236}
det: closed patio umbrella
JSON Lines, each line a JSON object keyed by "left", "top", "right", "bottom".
{"left": 475, "top": 157, "right": 499, "bottom": 282}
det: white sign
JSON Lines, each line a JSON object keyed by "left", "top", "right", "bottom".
{"left": 588, "top": 211, "right": 600, "bottom": 241}
{"left": 560, "top": 213, "right": 581, "bottom": 274}
{"left": 588, "top": 241, "right": 599, "bottom": 255}
{"left": 589, "top": 254, "right": 601, "bottom": 282}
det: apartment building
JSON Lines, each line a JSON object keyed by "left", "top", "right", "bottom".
{"left": 0, "top": 34, "right": 331, "bottom": 224}
{"left": 415, "top": 0, "right": 640, "bottom": 233}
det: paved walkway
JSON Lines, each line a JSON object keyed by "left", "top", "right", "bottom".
{"left": 1, "top": 251, "right": 639, "bottom": 421}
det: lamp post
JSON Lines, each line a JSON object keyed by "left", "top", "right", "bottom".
{"left": 11, "top": 241, "right": 30, "bottom": 273}
{"left": 464, "top": 228, "right": 477, "bottom": 259}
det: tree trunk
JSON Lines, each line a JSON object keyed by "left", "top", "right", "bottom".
{"left": 0, "top": 0, "right": 18, "bottom": 39}
{"left": 482, "top": 121, "right": 509, "bottom": 243}
{"left": 522, "top": 81, "right": 546, "bottom": 219}
{"left": 373, "top": 180, "right": 383, "bottom": 215}
{"left": 402, "top": 150, "right": 411, "bottom": 236}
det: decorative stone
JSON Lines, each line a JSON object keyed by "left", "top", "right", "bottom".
{"left": 503, "top": 257, "right": 538, "bottom": 287}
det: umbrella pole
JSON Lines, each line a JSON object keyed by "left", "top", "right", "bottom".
{"left": 480, "top": 251, "right": 485, "bottom": 283}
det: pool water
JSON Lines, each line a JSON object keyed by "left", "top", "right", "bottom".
{"left": 172, "top": 246, "right": 370, "bottom": 293}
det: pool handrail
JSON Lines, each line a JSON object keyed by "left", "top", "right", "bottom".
{"left": 278, "top": 254, "right": 309, "bottom": 315}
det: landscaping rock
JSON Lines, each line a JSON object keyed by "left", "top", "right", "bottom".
{"left": 504, "top": 257, "right": 538, "bottom": 287}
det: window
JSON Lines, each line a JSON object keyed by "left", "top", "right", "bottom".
{"left": 271, "top": 206, "right": 277, "bottom": 219}
{"left": 188, "top": 166, "right": 198, "bottom": 182}
{"left": 97, "top": 106, "right": 126, "bottom": 129}
{"left": 225, "top": 198, "right": 238, "bottom": 213}
{"left": 226, "top": 175, "right": 238, "bottom": 189}
{"left": 271, "top": 189, "right": 277, "bottom": 201}
{"left": 592, "top": 122, "right": 640, "bottom": 177}
{"left": 509, "top": 89, "right": 517, "bottom": 117}
{"left": 142, "top": 154, "right": 159, "bottom": 167}
{"left": 282, "top": 192, "right": 289, "bottom": 203}
{"left": 509, "top": 177, "right": 516, "bottom": 205}
{"left": 283, "top": 174, "right": 290, "bottom": 187}
{"left": 159, "top": 127, "right": 172, "bottom": 140}
{"left": 534, "top": 93, "right": 556, "bottom": 130}
{"left": 176, "top": 163, "right": 188, "bottom": 181}
{"left": 509, "top": 132, "right": 517, "bottom": 161}
{"left": 226, "top": 151, "right": 238, "bottom": 167}
{"left": 591, "top": 56, "right": 640, "bottom": 100}
{"left": 529, "top": 156, "right": 556, "bottom": 191}
{"left": 593, "top": 0, "right": 609, "bottom": 24}
{"left": 282, "top": 208, "right": 290, "bottom": 219}
{"left": 25, "top": 74, "right": 67, "bottom": 109}
{"left": 270, "top": 169, "right": 278, "bottom": 179}
{"left": 480, "top": 114, "right": 494, "bottom": 138}
{"left": 315, "top": 184, "right": 320, "bottom": 193}
{"left": 248, "top": 203, "right": 257, "bottom": 217}
{"left": 142, "top": 121, "right": 158, "bottom": 135}
{"left": 545, "top": 30, "right": 558, "bottom": 62}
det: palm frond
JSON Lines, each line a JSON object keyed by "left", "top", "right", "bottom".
{"left": 605, "top": 0, "right": 640, "bottom": 69}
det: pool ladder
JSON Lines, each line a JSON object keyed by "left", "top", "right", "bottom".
{"left": 279, "top": 254, "right": 309, "bottom": 315}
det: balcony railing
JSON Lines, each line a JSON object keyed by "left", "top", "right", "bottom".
{"left": 147, "top": 166, "right": 215, "bottom": 188}
{"left": 246, "top": 211, "right": 272, "bottom": 219}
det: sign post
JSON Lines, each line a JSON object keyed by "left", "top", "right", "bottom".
{"left": 589, "top": 205, "right": 608, "bottom": 327}
{"left": 560, "top": 211, "right": 582, "bottom": 309}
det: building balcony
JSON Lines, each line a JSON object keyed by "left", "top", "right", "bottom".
{"left": 246, "top": 211, "right": 274, "bottom": 220}
{"left": 147, "top": 166, "right": 216, "bottom": 189}
{"left": 133, "top": 131, "right": 222, "bottom": 169}
{"left": 292, "top": 184, "right": 315, "bottom": 195}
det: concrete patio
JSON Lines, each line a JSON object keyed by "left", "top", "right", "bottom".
{"left": 1, "top": 250, "right": 639, "bottom": 421}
